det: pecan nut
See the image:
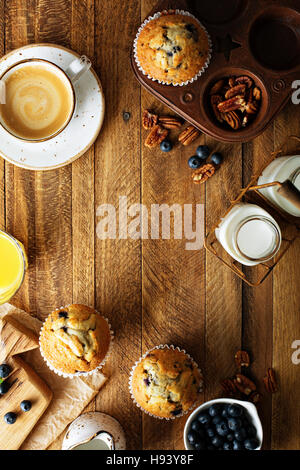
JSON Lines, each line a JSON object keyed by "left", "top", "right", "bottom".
{"left": 225, "top": 84, "right": 246, "bottom": 100}
{"left": 159, "top": 115, "right": 183, "bottom": 129}
{"left": 178, "top": 125, "right": 200, "bottom": 146}
{"left": 220, "top": 378, "right": 239, "bottom": 397}
{"left": 253, "top": 87, "right": 261, "bottom": 101}
{"left": 234, "top": 374, "right": 256, "bottom": 395}
{"left": 245, "top": 101, "right": 259, "bottom": 114}
{"left": 249, "top": 391, "right": 262, "bottom": 404}
{"left": 142, "top": 109, "right": 158, "bottom": 130}
{"left": 235, "top": 75, "right": 253, "bottom": 89}
{"left": 263, "top": 368, "right": 278, "bottom": 393}
{"left": 210, "top": 79, "right": 225, "bottom": 95}
{"left": 192, "top": 163, "right": 215, "bottom": 184}
{"left": 224, "top": 111, "right": 241, "bottom": 130}
{"left": 211, "top": 95, "right": 225, "bottom": 123}
{"left": 145, "top": 125, "right": 168, "bottom": 148}
{"left": 217, "top": 96, "right": 246, "bottom": 113}
{"left": 235, "top": 350, "right": 250, "bottom": 368}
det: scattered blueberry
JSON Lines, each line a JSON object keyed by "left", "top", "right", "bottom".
{"left": 188, "top": 155, "right": 202, "bottom": 169}
{"left": 0, "top": 381, "right": 10, "bottom": 395}
{"left": 227, "top": 404, "right": 243, "bottom": 418}
{"left": 197, "top": 412, "right": 211, "bottom": 425}
{"left": 228, "top": 417, "right": 242, "bottom": 431}
{"left": 4, "top": 412, "right": 17, "bottom": 424}
{"left": 234, "top": 428, "right": 247, "bottom": 442}
{"left": 20, "top": 400, "right": 32, "bottom": 412}
{"left": 244, "top": 438, "right": 260, "bottom": 450}
{"left": 196, "top": 145, "right": 210, "bottom": 160}
{"left": 0, "top": 364, "right": 11, "bottom": 379}
{"left": 160, "top": 139, "right": 173, "bottom": 153}
{"left": 233, "top": 440, "right": 244, "bottom": 450}
{"left": 211, "top": 435, "right": 223, "bottom": 448}
{"left": 208, "top": 404, "right": 222, "bottom": 417}
{"left": 216, "top": 421, "right": 230, "bottom": 437}
{"left": 210, "top": 152, "right": 223, "bottom": 165}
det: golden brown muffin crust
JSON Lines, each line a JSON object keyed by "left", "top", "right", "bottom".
{"left": 131, "top": 348, "right": 203, "bottom": 418}
{"left": 136, "top": 14, "right": 210, "bottom": 84}
{"left": 40, "top": 304, "right": 111, "bottom": 374}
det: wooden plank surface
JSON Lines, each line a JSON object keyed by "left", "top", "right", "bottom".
{"left": 0, "top": 0, "right": 299, "bottom": 451}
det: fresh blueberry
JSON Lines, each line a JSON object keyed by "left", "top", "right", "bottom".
{"left": 208, "top": 404, "right": 222, "bottom": 417}
{"left": 223, "top": 441, "right": 233, "bottom": 450}
{"left": 234, "top": 428, "right": 247, "bottom": 442}
{"left": 227, "top": 433, "right": 235, "bottom": 442}
{"left": 206, "top": 427, "right": 215, "bottom": 438}
{"left": 0, "top": 381, "right": 10, "bottom": 395}
{"left": 210, "top": 152, "right": 223, "bottom": 165}
{"left": 212, "top": 415, "right": 223, "bottom": 426}
{"left": 244, "top": 438, "right": 260, "bottom": 450}
{"left": 4, "top": 412, "right": 17, "bottom": 424}
{"left": 211, "top": 435, "right": 223, "bottom": 448}
{"left": 194, "top": 441, "right": 206, "bottom": 450}
{"left": 20, "top": 400, "right": 32, "bottom": 412}
{"left": 196, "top": 145, "right": 210, "bottom": 160}
{"left": 187, "top": 430, "right": 198, "bottom": 445}
{"left": 246, "top": 425, "right": 257, "bottom": 438}
{"left": 233, "top": 440, "right": 244, "bottom": 450}
{"left": 160, "top": 139, "right": 173, "bottom": 153}
{"left": 188, "top": 155, "right": 202, "bottom": 169}
{"left": 228, "top": 417, "right": 242, "bottom": 431}
{"left": 216, "top": 421, "right": 230, "bottom": 437}
{"left": 197, "top": 412, "right": 211, "bottom": 425}
{"left": 227, "top": 404, "right": 244, "bottom": 418}
{"left": 0, "top": 364, "right": 11, "bottom": 379}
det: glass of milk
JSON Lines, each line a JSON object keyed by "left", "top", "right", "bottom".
{"left": 215, "top": 203, "right": 282, "bottom": 266}
{"left": 257, "top": 155, "right": 300, "bottom": 217}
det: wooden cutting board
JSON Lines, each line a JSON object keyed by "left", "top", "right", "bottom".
{"left": 0, "top": 315, "right": 53, "bottom": 450}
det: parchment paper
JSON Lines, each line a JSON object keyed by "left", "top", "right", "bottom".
{"left": 0, "top": 303, "right": 107, "bottom": 451}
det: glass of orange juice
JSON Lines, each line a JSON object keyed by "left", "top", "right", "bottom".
{"left": 0, "top": 230, "right": 27, "bottom": 305}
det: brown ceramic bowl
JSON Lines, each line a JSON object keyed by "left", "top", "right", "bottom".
{"left": 131, "top": 0, "right": 300, "bottom": 143}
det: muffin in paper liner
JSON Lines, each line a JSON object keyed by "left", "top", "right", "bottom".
{"left": 129, "top": 344, "right": 204, "bottom": 420}
{"left": 133, "top": 9, "right": 212, "bottom": 86}
{"left": 39, "top": 304, "right": 114, "bottom": 379}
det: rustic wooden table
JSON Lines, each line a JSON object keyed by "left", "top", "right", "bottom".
{"left": 0, "top": 0, "right": 299, "bottom": 450}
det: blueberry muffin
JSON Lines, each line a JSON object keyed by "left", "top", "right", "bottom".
{"left": 135, "top": 13, "right": 211, "bottom": 84}
{"left": 130, "top": 347, "right": 203, "bottom": 418}
{"left": 40, "top": 304, "right": 111, "bottom": 375}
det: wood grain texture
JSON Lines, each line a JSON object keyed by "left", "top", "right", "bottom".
{"left": 0, "top": 0, "right": 299, "bottom": 450}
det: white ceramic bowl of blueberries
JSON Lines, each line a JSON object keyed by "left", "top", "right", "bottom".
{"left": 184, "top": 398, "right": 263, "bottom": 451}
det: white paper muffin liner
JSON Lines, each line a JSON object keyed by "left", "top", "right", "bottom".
{"left": 133, "top": 9, "right": 212, "bottom": 86}
{"left": 129, "top": 344, "right": 204, "bottom": 420}
{"left": 39, "top": 305, "right": 114, "bottom": 379}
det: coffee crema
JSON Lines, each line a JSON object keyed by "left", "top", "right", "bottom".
{"left": 0, "top": 64, "right": 74, "bottom": 140}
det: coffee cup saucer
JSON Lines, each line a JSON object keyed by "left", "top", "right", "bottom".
{"left": 0, "top": 44, "right": 105, "bottom": 170}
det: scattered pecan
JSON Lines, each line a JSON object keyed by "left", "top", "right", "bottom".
{"left": 263, "top": 368, "right": 278, "bottom": 393}
{"left": 192, "top": 163, "right": 215, "bottom": 184}
{"left": 235, "top": 350, "right": 250, "bottom": 368}
{"left": 253, "top": 87, "right": 261, "bottom": 101}
{"left": 211, "top": 95, "right": 225, "bottom": 123}
{"left": 159, "top": 115, "right": 183, "bottom": 129}
{"left": 210, "top": 79, "right": 224, "bottom": 95}
{"left": 178, "top": 125, "right": 200, "bottom": 146}
{"left": 142, "top": 109, "right": 158, "bottom": 130}
{"left": 220, "top": 378, "right": 238, "bottom": 396}
{"left": 225, "top": 84, "right": 246, "bottom": 100}
{"left": 217, "top": 96, "right": 246, "bottom": 113}
{"left": 224, "top": 111, "right": 241, "bottom": 130}
{"left": 235, "top": 75, "right": 253, "bottom": 89}
{"left": 249, "top": 391, "right": 262, "bottom": 404}
{"left": 234, "top": 374, "right": 256, "bottom": 395}
{"left": 145, "top": 125, "right": 168, "bottom": 148}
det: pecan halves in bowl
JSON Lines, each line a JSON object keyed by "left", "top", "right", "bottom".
{"left": 235, "top": 75, "right": 253, "bottom": 89}
{"left": 211, "top": 95, "right": 225, "bottom": 123}
{"left": 192, "top": 163, "right": 215, "bottom": 184}
{"left": 217, "top": 96, "right": 246, "bottom": 113}
{"left": 225, "top": 84, "right": 246, "bottom": 100}
{"left": 224, "top": 111, "right": 242, "bottom": 130}
{"left": 142, "top": 109, "right": 158, "bottom": 130}
{"left": 144, "top": 125, "right": 168, "bottom": 148}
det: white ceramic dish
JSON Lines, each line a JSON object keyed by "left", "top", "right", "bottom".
{"left": 62, "top": 412, "right": 126, "bottom": 450}
{"left": 0, "top": 44, "right": 105, "bottom": 170}
{"left": 184, "top": 398, "right": 263, "bottom": 450}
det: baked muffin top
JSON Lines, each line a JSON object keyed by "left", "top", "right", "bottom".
{"left": 131, "top": 347, "right": 203, "bottom": 418}
{"left": 40, "top": 304, "right": 111, "bottom": 374}
{"left": 136, "top": 14, "right": 210, "bottom": 84}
